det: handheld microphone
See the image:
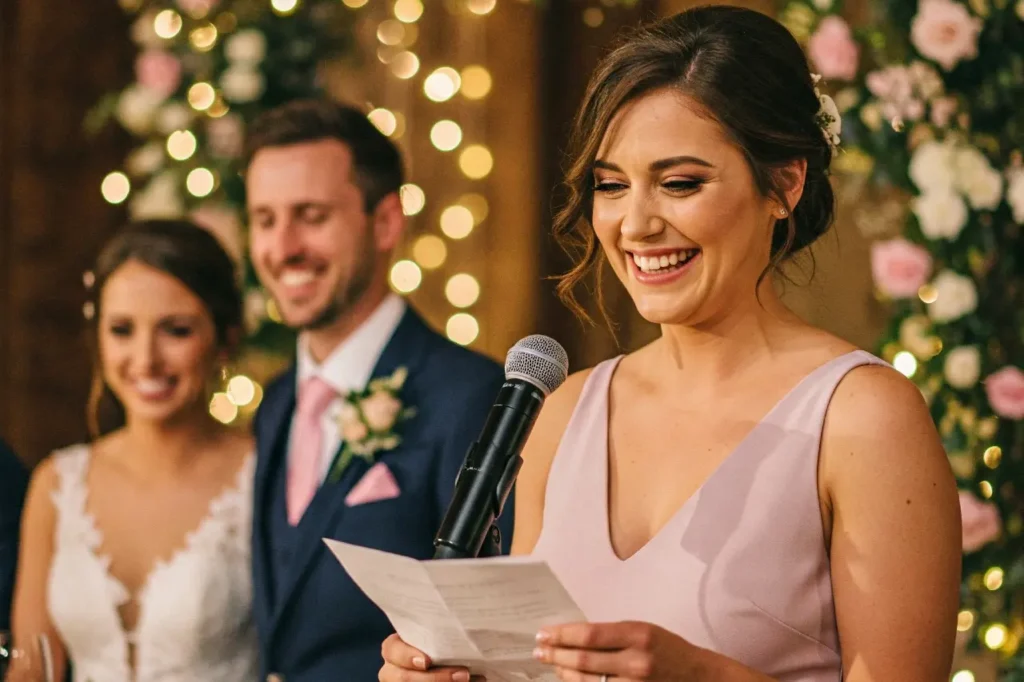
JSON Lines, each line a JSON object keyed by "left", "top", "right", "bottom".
{"left": 432, "top": 335, "right": 569, "bottom": 560}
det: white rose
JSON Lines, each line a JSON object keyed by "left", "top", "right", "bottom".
{"left": 125, "top": 142, "right": 166, "bottom": 176}
{"left": 129, "top": 171, "right": 184, "bottom": 220}
{"left": 1006, "top": 167, "right": 1024, "bottom": 223}
{"left": 812, "top": 0, "right": 833, "bottom": 9}
{"left": 908, "top": 60, "right": 944, "bottom": 99}
{"left": 225, "top": 29, "right": 267, "bottom": 64}
{"left": 221, "top": 66, "right": 265, "bottom": 103}
{"left": 899, "top": 315, "right": 936, "bottom": 358}
{"left": 954, "top": 145, "right": 1003, "bottom": 210}
{"left": 116, "top": 85, "right": 164, "bottom": 135}
{"left": 155, "top": 103, "right": 193, "bottom": 134}
{"left": 909, "top": 139, "right": 957, "bottom": 193}
{"left": 944, "top": 346, "right": 981, "bottom": 388}
{"left": 860, "top": 103, "right": 884, "bottom": 131}
{"left": 912, "top": 189, "right": 968, "bottom": 239}
{"left": 927, "top": 270, "right": 978, "bottom": 323}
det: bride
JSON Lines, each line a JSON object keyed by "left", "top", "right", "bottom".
{"left": 10, "top": 220, "right": 258, "bottom": 682}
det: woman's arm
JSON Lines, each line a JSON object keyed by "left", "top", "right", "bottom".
{"left": 11, "top": 457, "right": 69, "bottom": 681}
{"left": 509, "top": 368, "right": 593, "bottom": 557}
{"left": 822, "top": 364, "right": 961, "bottom": 681}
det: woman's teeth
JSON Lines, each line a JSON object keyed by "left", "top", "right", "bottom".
{"left": 632, "top": 249, "right": 699, "bottom": 273}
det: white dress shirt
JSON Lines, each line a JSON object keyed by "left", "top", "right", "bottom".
{"left": 288, "top": 293, "right": 407, "bottom": 485}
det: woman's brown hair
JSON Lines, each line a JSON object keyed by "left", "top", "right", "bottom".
{"left": 86, "top": 219, "right": 243, "bottom": 438}
{"left": 553, "top": 5, "right": 836, "bottom": 323}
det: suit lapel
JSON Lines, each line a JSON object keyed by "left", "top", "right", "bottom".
{"left": 269, "top": 308, "right": 434, "bottom": 631}
{"left": 253, "top": 366, "right": 296, "bottom": 625}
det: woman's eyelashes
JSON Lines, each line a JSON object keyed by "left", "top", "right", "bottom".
{"left": 592, "top": 177, "right": 706, "bottom": 194}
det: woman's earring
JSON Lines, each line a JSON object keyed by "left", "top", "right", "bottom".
{"left": 776, "top": 207, "right": 789, "bottom": 218}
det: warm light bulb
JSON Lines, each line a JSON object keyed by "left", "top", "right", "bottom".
{"left": 368, "top": 108, "right": 398, "bottom": 137}
{"left": 209, "top": 392, "right": 238, "bottom": 424}
{"left": 342, "top": 0, "right": 368, "bottom": 7}
{"left": 460, "top": 65, "right": 492, "bottom": 99}
{"left": 430, "top": 120, "right": 463, "bottom": 151}
{"left": 423, "top": 67, "right": 461, "bottom": 102}
{"left": 189, "top": 24, "right": 218, "bottom": 51}
{"left": 270, "top": 0, "right": 300, "bottom": 16}
{"left": 458, "top": 145, "right": 493, "bottom": 179}
{"left": 101, "top": 172, "right": 131, "bottom": 204}
{"left": 892, "top": 351, "right": 917, "bottom": 377}
{"left": 951, "top": 672, "right": 975, "bottom": 682}
{"left": 377, "top": 19, "right": 405, "bottom": 45}
{"left": 412, "top": 235, "right": 447, "bottom": 269}
{"left": 445, "top": 274, "right": 481, "bottom": 308}
{"left": 446, "top": 313, "right": 479, "bottom": 346}
{"left": 167, "top": 130, "right": 198, "bottom": 160}
{"left": 984, "top": 567, "right": 1004, "bottom": 591}
{"left": 440, "top": 205, "right": 474, "bottom": 239}
{"left": 983, "top": 446, "right": 1002, "bottom": 468}
{"left": 227, "top": 376, "right": 256, "bottom": 406}
{"left": 390, "top": 260, "right": 422, "bottom": 293}
{"left": 979, "top": 480, "right": 993, "bottom": 498}
{"left": 985, "top": 624, "right": 1008, "bottom": 650}
{"left": 466, "top": 0, "right": 497, "bottom": 15}
{"left": 918, "top": 284, "right": 938, "bottom": 304}
{"left": 186, "top": 168, "right": 215, "bottom": 197}
{"left": 154, "top": 9, "right": 183, "bottom": 39}
{"left": 400, "top": 184, "right": 426, "bottom": 216}
{"left": 582, "top": 7, "right": 604, "bottom": 27}
{"left": 393, "top": 0, "right": 423, "bottom": 23}
{"left": 188, "top": 82, "right": 216, "bottom": 111}
{"left": 390, "top": 51, "right": 420, "bottom": 79}
{"left": 458, "top": 193, "right": 489, "bottom": 223}
{"left": 957, "top": 610, "right": 974, "bottom": 632}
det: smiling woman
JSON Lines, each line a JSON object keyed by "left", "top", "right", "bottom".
{"left": 10, "top": 220, "right": 260, "bottom": 682}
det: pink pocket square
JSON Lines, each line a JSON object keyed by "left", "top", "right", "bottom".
{"left": 345, "top": 462, "right": 401, "bottom": 506}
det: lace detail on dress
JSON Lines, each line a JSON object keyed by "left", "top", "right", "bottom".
{"left": 47, "top": 444, "right": 258, "bottom": 682}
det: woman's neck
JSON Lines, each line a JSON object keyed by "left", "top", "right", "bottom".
{"left": 117, "top": 407, "right": 224, "bottom": 476}
{"left": 657, "top": 279, "right": 805, "bottom": 386}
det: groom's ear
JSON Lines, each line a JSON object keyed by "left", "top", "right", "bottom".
{"left": 372, "top": 192, "right": 406, "bottom": 253}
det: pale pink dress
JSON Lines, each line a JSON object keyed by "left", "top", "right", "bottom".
{"left": 531, "top": 351, "right": 888, "bottom": 681}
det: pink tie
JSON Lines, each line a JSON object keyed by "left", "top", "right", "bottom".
{"left": 287, "top": 376, "right": 337, "bottom": 525}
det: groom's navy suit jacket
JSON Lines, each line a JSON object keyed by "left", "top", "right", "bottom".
{"left": 252, "top": 308, "right": 512, "bottom": 681}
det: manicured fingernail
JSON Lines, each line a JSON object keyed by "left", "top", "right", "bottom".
{"left": 412, "top": 656, "right": 426, "bottom": 670}
{"left": 452, "top": 671, "right": 470, "bottom": 682}
{"left": 532, "top": 647, "right": 546, "bottom": 661}
{"left": 535, "top": 631, "right": 551, "bottom": 643}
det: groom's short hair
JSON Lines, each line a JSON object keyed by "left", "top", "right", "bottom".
{"left": 243, "top": 98, "right": 404, "bottom": 213}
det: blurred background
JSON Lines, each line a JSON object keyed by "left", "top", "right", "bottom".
{"left": 1, "top": 2, "right": 1022, "bottom": 677}
{"left": 0, "top": 0, "right": 887, "bottom": 466}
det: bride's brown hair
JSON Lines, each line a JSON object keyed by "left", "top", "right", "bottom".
{"left": 85, "top": 219, "right": 243, "bottom": 438}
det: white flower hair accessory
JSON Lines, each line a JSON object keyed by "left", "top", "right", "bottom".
{"left": 812, "top": 74, "right": 842, "bottom": 157}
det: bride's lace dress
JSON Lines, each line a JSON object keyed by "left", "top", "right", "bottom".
{"left": 46, "top": 444, "right": 259, "bottom": 682}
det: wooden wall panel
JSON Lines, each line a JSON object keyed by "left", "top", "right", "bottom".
{"left": 0, "top": 0, "right": 133, "bottom": 466}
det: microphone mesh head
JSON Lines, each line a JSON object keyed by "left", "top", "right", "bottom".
{"left": 504, "top": 335, "right": 569, "bottom": 396}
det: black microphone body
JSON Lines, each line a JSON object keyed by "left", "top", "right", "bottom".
{"left": 432, "top": 378, "right": 544, "bottom": 559}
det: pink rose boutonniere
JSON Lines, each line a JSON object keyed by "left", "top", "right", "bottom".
{"left": 328, "top": 367, "right": 416, "bottom": 483}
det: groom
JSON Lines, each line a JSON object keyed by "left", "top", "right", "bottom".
{"left": 245, "top": 99, "right": 512, "bottom": 682}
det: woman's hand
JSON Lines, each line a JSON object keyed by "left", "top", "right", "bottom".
{"left": 532, "top": 621, "right": 713, "bottom": 681}
{"left": 379, "top": 633, "right": 482, "bottom": 682}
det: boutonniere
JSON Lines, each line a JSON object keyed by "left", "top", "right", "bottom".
{"left": 328, "top": 366, "right": 416, "bottom": 483}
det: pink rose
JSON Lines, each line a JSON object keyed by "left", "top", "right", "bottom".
{"left": 910, "top": 0, "right": 983, "bottom": 71}
{"left": 135, "top": 49, "right": 181, "bottom": 99}
{"left": 206, "top": 113, "right": 245, "bottom": 159}
{"left": 870, "top": 238, "right": 933, "bottom": 298}
{"left": 341, "top": 419, "right": 369, "bottom": 444}
{"left": 959, "top": 491, "right": 1001, "bottom": 552}
{"left": 930, "top": 96, "right": 958, "bottom": 128}
{"left": 984, "top": 366, "right": 1024, "bottom": 419}
{"left": 360, "top": 392, "right": 402, "bottom": 432}
{"left": 807, "top": 16, "right": 860, "bottom": 81}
